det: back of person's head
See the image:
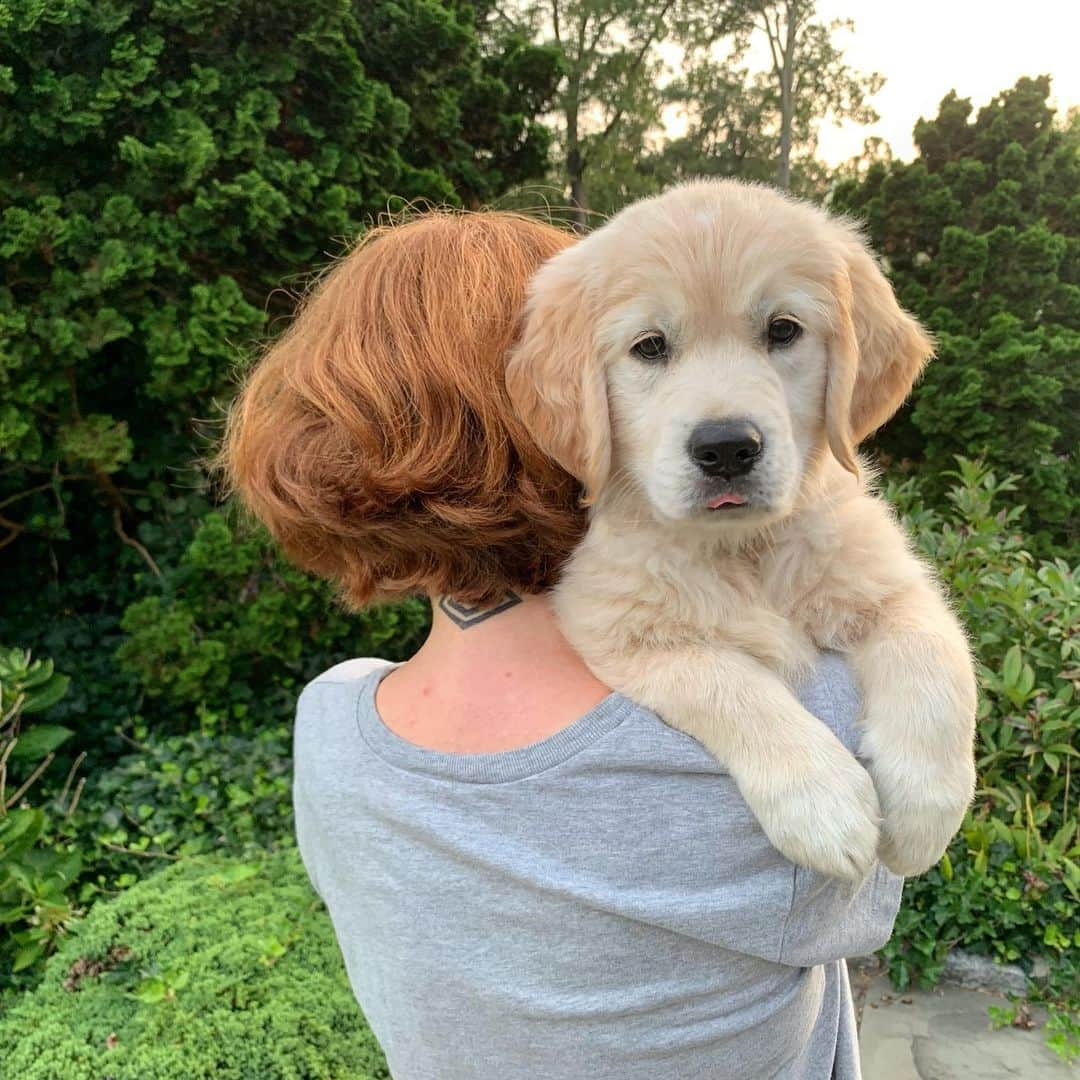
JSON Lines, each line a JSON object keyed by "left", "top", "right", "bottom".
{"left": 220, "top": 210, "right": 584, "bottom": 608}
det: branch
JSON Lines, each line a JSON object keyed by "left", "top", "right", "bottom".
{"left": 584, "top": 0, "right": 675, "bottom": 165}
{"left": 575, "top": 2, "right": 588, "bottom": 60}
{"left": 783, "top": 0, "right": 799, "bottom": 65}
{"left": 65, "top": 776, "right": 86, "bottom": 819}
{"left": 113, "top": 507, "right": 162, "bottom": 578}
{"left": 0, "top": 736, "right": 17, "bottom": 809}
{"left": 0, "top": 513, "right": 25, "bottom": 552}
{"left": 101, "top": 841, "right": 180, "bottom": 861}
{"left": 490, "top": 4, "right": 521, "bottom": 31}
{"left": 757, "top": 5, "right": 784, "bottom": 82}
{"left": 0, "top": 465, "right": 70, "bottom": 549}
{"left": 0, "top": 482, "right": 57, "bottom": 512}
{"left": 58, "top": 750, "right": 87, "bottom": 810}
{"left": 114, "top": 726, "right": 150, "bottom": 752}
{"left": 4, "top": 751, "right": 55, "bottom": 810}
{"left": 92, "top": 466, "right": 132, "bottom": 517}
{"left": 584, "top": 10, "right": 622, "bottom": 61}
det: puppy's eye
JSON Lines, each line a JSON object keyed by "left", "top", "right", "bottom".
{"left": 767, "top": 317, "right": 802, "bottom": 348}
{"left": 631, "top": 333, "right": 668, "bottom": 364}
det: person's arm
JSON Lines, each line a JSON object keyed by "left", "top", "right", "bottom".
{"left": 777, "top": 861, "right": 901, "bottom": 967}
{"left": 292, "top": 659, "right": 393, "bottom": 901}
{"left": 679, "top": 653, "right": 902, "bottom": 967}
{"left": 774, "top": 653, "right": 903, "bottom": 966}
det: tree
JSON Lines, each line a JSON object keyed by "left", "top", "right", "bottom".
{"left": 0, "top": 0, "right": 559, "bottom": 728}
{"left": 757, "top": 0, "right": 803, "bottom": 189}
{"left": 660, "top": 1, "right": 882, "bottom": 196}
{"left": 498, "top": 0, "right": 684, "bottom": 228}
{"left": 832, "top": 77, "right": 1079, "bottom": 549}
{"left": 494, "top": 1, "right": 880, "bottom": 217}
{"left": 360, "top": 1, "right": 563, "bottom": 207}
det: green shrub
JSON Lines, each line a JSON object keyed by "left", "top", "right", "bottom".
{"left": 75, "top": 723, "right": 296, "bottom": 891}
{"left": 8, "top": 714, "right": 301, "bottom": 988}
{"left": 893, "top": 459, "right": 1079, "bottom": 836}
{"left": 0, "top": 850, "right": 388, "bottom": 1079}
{"left": 0, "top": 0, "right": 555, "bottom": 761}
{"left": 0, "top": 648, "right": 83, "bottom": 979}
{"left": 833, "top": 77, "right": 1079, "bottom": 550}
{"left": 886, "top": 459, "right": 1079, "bottom": 1059}
{"left": 115, "top": 511, "right": 429, "bottom": 729}
{"left": 5, "top": 514, "right": 428, "bottom": 989}
{"left": 887, "top": 824, "right": 1080, "bottom": 1061}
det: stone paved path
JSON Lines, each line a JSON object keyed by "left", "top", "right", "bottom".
{"left": 854, "top": 968, "right": 1075, "bottom": 1078}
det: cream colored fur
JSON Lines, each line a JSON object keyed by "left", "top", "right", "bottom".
{"left": 507, "top": 180, "right": 977, "bottom": 880}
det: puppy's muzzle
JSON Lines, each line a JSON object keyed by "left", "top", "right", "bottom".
{"left": 687, "top": 419, "right": 764, "bottom": 479}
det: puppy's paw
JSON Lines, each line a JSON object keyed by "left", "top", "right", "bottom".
{"left": 748, "top": 741, "right": 882, "bottom": 882}
{"left": 853, "top": 628, "right": 978, "bottom": 877}
{"left": 877, "top": 813, "right": 961, "bottom": 878}
{"left": 871, "top": 757, "right": 976, "bottom": 877}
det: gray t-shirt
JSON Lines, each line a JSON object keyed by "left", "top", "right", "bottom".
{"left": 293, "top": 653, "right": 902, "bottom": 1080}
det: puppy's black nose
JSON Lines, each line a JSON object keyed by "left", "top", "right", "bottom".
{"left": 688, "top": 419, "right": 764, "bottom": 478}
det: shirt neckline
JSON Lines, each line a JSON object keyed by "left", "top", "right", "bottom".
{"left": 353, "top": 665, "right": 636, "bottom": 784}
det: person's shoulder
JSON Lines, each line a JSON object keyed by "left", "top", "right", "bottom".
{"left": 295, "top": 657, "right": 393, "bottom": 733}
{"left": 305, "top": 657, "right": 395, "bottom": 688}
{"left": 614, "top": 653, "right": 862, "bottom": 769}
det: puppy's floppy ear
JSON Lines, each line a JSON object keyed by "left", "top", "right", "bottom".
{"left": 827, "top": 230, "right": 934, "bottom": 472}
{"left": 506, "top": 247, "right": 610, "bottom": 503}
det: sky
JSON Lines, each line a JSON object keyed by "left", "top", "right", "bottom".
{"left": 811, "top": 1, "right": 1080, "bottom": 165}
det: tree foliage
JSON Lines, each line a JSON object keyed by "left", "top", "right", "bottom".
{"left": 655, "top": 2, "right": 881, "bottom": 198}
{"left": 0, "top": 0, "right": 553, "bottom": 733}
{"left": 499, "top": 0, "right": 680, "bottom": 226}
{"left": 114, "top": 511, "right": 428, "bottom": 725}
{"left": 501, "top": 0, "right": 884, "bottom": 215}
{"left": 832, "top": 77, "right": 1079, "bottom": 547}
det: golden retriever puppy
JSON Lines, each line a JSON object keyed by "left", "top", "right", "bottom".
{"left": 506, "top": 180, "right": 977, "bottom": 880}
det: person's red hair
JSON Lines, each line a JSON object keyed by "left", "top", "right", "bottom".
{"left": 219, "top": 211, "right": 585, "bottom": 608}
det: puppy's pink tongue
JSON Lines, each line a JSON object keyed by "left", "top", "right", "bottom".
{"left": 708, "top": 493, "right": 747, "bottom": 509}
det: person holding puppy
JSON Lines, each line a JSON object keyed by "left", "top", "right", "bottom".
{"left": 222, "top": 210, "right": 902, "bottom": 1079}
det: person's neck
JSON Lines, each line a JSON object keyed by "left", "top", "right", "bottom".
{"left": 375, "top": 591, "right": 611, "bottom": 753}
{"left": 426, "top": 590, "right": 575, "bottom": 661}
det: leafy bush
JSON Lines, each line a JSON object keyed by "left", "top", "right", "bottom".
{"left": 115, "top": 511, "right": 429, "bottom": 729}
{"left": 0, "top": 649, "right": 83, "bottom": 979}
{"left": 2, "top": 517, "right": 427, "bottom": 989}
{"left": 885, "top": 459, "right": 1079, "bottom": 1059}
{"left": 833, "top": 77, "right": 1079, "bottom": 549}
{"left": 894, "top": 459, "right": 1078, "bottom": 840}
{"left": 6, "top": 715, "right": 302, "bottom": 989}
{"left": 0, "top": 0, "right": 555, "bottom": 764}
{"left": 888, "top": 826, "right": 1079, "bottom": 1060}
{"left": 77, "top": 723, "right": 296, "bottom": 889}
{"left": 0, "top": 850, "right": 388, "bottom": 1079}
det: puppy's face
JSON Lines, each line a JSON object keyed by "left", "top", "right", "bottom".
{"left": 507, "top": 181, "right": 933, "bottom": 532}
{"left": 601, "top": 238, "right": 835, "bottom": 525}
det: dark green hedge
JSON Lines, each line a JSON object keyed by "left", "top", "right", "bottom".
{"left": 832, "top": 76, "right": 1079, "bottom": 550}
{"left": 0, "top": 0, "right": 557, "bottom": 743}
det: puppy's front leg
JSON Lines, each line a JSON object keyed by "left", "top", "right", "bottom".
{"left": 611, "top": 646, "right": 882, "bottom": 881}
{"left": 851, "top": 584, "right": 977, "bottom": 876}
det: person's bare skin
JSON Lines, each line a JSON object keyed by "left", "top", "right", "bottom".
{"left": 376, "top": 593, "right": 610, "bottom": 754}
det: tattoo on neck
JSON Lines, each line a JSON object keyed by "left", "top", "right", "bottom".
{"left": 438, "top": 592, "right": 522, "bottom": 629}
